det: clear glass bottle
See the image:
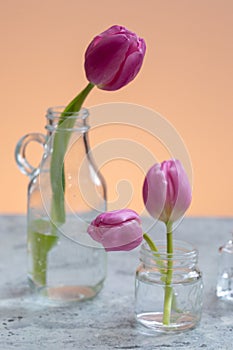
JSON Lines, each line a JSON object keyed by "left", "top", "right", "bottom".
{"left": 135, "top": 240, "right": 203, "bottom": 333}
{"left": 15, "top": 107, "right": 107, "bottom": 302}
{"left": 216, "top": 235, "right": 233, "bottom": 301}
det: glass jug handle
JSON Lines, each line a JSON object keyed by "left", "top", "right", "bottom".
{"left": 15, "top": 133, "right": 46, "bottom": 178}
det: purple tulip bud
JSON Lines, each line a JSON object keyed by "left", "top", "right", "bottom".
{"left": 143, "top": 159, "right": 192, "bottom": 223}
{"left": 84, "top": 25, "right": 146, "bottom": 91}
{"left": 87, "top": 209, "right": 143, "bottom": 251}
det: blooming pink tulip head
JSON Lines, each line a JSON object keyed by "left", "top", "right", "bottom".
{"left": 143, "top": 159, "right": 192, "bottom": 224}
{"left": 87, "top": 209, "right": 143, "bottom": 251}
{"left": 84, "top": 25, "right": 146, "bottom": 91}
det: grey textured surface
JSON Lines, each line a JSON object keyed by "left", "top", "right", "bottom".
{"left": 0, "top": 215, "right": 233, "bottom": 350}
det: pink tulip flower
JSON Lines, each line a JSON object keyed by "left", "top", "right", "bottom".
{"left": 84, "top": 25, "right": 146, "bottom": 91}
{"left": 143, "top": 159, "right": 192, "bottom": 224}
{"left": 87, "top": 209, "right": 143, "bottom": 251}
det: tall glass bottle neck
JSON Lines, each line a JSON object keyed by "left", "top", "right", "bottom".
{"left": 45, "top": 106, "right": 89, "bottom": 134}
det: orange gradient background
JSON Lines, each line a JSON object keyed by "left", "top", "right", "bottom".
{"left": 1, "top": 0, "right": 233, "bottom": 216}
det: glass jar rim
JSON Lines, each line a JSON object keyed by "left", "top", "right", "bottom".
{"left": 140, "top": 239, "right": 198, "bottom": 263}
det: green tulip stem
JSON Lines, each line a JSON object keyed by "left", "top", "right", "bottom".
{"left": 143, "top": 233, "right": 158, "bottom": 252}
{"left": 50, "top": 82, "right": 95, "bottom": 226}
{"left": 143, "top": 233, "right": 166, "bottom": 273}
{"left": 143, "top": 229, "right": 179, "bottom": 325}
{"left": 162, "top": 221, "right": 174, "bottom": 325}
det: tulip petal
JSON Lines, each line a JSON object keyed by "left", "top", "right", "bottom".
{"left": 105, "top": 236, "right": 143, "bottom": 252}
{"left": 99, "top": 25, "right": 126, "bottom": 36}
{"left": 99, "top": 219, "right": 142, "bottom": 250}
{"left": 93, "top": 208, "right": 141, "bottom": 226}
{"left": 143, "top": 163, "right": 167, "bottom": 221}
{"left": 85, "top": 35, "right": 130, "bottom": 86}
{"left": 169, "top": 160, "right": 192, "bottom": 222}
{"left": 161, "top": 160, "right": 179, "bottom": 220}
{"left": 102, "top": 50, "right": 144, "bottom": 91}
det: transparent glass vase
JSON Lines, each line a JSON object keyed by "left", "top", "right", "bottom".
{"left": 135, "top": 240, "right": 203, "bottom": 333}
{"left": 15, "top": 107, "right": 107, "bottom": 302}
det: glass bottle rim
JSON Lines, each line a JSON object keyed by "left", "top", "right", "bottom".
{"left": 45, "top": 106, "right": 89, "bottom": 132}
{"left": 46, "top": 106, "right": 89, "bottom": 120}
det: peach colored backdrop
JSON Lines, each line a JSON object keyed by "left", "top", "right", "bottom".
{"left": 1, "top": 0, "right": 233, "bottom": 216}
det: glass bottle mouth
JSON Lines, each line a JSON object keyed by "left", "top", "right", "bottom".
{"left": 140, "top": 240, "right": 198, "bottom": 269}
{"left": 45, "top": 106, "right": 89, "bottom": 132}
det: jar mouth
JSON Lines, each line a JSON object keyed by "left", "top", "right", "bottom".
{"left": 45, "top": 106, "right": 89, "bottom": 132}
{"left": 140, "top": 239, "right": 198, "bottom": 266}
{"left": 46, "top": 106, "right": 89, "bottom": 120}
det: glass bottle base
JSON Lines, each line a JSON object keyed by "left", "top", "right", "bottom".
{"left": 28, "top": 277, "right": 104, "bottom": 303}
{"left": 136, "top": 312, "right": 200, "bottom": 334}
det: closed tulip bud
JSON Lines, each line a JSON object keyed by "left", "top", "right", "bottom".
{"left": 87, "top": 209, "right": 143, "bottom": 251}
{"left": 143, "top": 159, "right": 192, "bottom": 224}
{"left": 84, "top": 25, "right": 146, "bottom": 91}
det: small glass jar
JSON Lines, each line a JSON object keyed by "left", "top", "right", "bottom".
{"left": 216, "top": 235, "right": 233, "bottom": 301}
{"left": 135, "top": 240, "right": 203, "bottom": 333}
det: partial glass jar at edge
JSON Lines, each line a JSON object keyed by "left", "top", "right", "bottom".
{"left": 216, "top": 235, "right": 233, "bottom": 301}
{"left": 135, "top": 240, "right": 204, "bottom": 333}
{"left": 15, "top": 107, "right": 107, "bottom": 303}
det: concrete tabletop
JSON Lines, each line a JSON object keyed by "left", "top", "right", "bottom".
{"left": 0, "top": 215, "right": 233, "bottom": 350}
